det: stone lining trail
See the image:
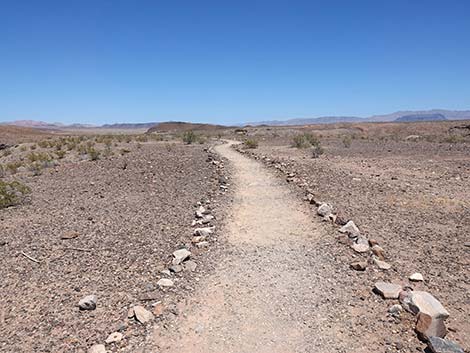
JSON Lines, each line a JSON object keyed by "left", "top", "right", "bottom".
{"left": 145, "top": 141, "right": 349, "bottom": 352}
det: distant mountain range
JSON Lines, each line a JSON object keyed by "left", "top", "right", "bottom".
{"left": 1, "top": 109, "right": 470, "bottom": 129}
{"left": 246, "top": 109, "right": 470, "bottom": 126}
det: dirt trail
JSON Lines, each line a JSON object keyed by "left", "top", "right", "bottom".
{"left": 147, "top": 141, "right": 347, "bottom": 353}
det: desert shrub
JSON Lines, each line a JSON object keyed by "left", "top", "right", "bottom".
{"left": 311, "top": 144, "right": 324, "bottom": 158}
{"left": 342, "top": 135, "right": 352, "bottom": 148}
{"left": 442, "top": 135, "right": 464, "bottom": 144}
{"left": 182, "top": 131, "right": 197, "bottom": 144}
{"left": 0, "top": 180, "right": 31, "bottom": 209}
{"left": 28, "top": 162, "right": 43, "bottom": 176}
{"left": 26, "top": 152, "right": 51, "bottom": 163}
{"left": 87, "top": 147, "right": 100, "bottom": 161}
{"left": 2, "top": 148, "right": 12, "bottom": 157}
{"left": 135, "top": 135, "right": 148, "bottom": 143}
{"left": 37, "top": 140, "right": 51, "bottom": 148}
{"left": 19, "top": 145, "right": 27, "bottom": 152}
{"left": 292, "top": 133, "right": 320, "bottom": 148}
{"left": 0, "top": 164, "right": 5, "bottom": 178}
{"left": 55, "top": 150, "right": 66, "bottom": 159}
{"left": 30, "top": 144, "right": 37, "bottom": 150}
{"left": 6, "top": 162, "right": 23, "bottom": 174}
{"left": 243, "top": 138, "right": 258, "bottom": 149}
{"left": 103, "top": 146, "right": 113, "bottom": 157}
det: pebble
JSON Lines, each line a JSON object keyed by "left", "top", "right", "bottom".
{"left": 133, "top": 305, "right": 154, "bottom": 324}
{"left": 184, "top": 260, "right": 197, "bottom": 272}
{"left": 317, "top": 203, "right": 333, "bottom": 217}
{"left": 172, "top": 248, "right": 191, "bottom": 265}
{"left": 78, "top": 295, "right": 97, "bottom": 311}
{"left": 350, "top": 261, "right": 367, "bottom": 271}
{"left": 157, "top": 278, "right": 174, "bottom": 287}
{"left": 409, "top": 272, "right": 424, "bottom": 282}
{"left": 373, "top": 257, "right": 391, "bottom": 270}
{"left": 193, "top": 227, "right": 214, "bottom": 237}
{"left": 105, "top": 332, "right": 123, "bottom": 344}
{"left": 88, "top": 344, "right": 106, "bottom": 353}
{"left": 374, "top": 282, "right": 402, "bottom": 299}
{"left": 339, "top": 221, "right": 360, "bottom": 237}
{"left": 388, "top": 304, "right": 403, "bottom": 317}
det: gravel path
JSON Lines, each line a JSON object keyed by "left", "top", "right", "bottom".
{"left": 148, "top": 142, "right": 351, "bottom": 353}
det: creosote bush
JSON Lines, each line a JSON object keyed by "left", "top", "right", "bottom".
{"left": 0, "top": 180, "right": 31, "bottom": 209}
{"left": 243, "top": 138, "right": 259, "bottom": 149}
{"left": 182, "top": 131, "right": 197, "bottom": 144}
{"left": 292, "top": 133, "right": 321, "bottom": 148}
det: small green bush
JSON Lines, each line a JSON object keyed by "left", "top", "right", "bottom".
{"left": 182, "top": 131, "right": 197, "bottom": 144}
{"left": 292, "top": 133, "right": 321, "bottom": 148}
{"left": 243, "top": 139, "right": 258, "bottom": 149}
{"left": 87, "top": 147, "right": 100, "bottom": 161}
{"left": 0, "top": 180, "right": 31, "bottom": 208}
{"left": 6, "top": 162, "right": 23, "bottom": 174}
{"left": 342, "top": 135, "right": 352, "bottom": 148}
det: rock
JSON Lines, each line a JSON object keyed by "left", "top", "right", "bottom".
{"left": 133, "top": 305, "right": 154, "bottom": 324}
{"left": 464, "top": 242, "right": 470, "bottom": 247}
{"left": 169, "top": 264, "right": 183, "bottom": 273}
{"left": 61, "top": 231, "right": 80, "bottom": 240}
{"left": 408, "top": 291, "right": 450, "bottom": 318}
{"left": 193, "top": 227, "right": 214, "bottom": 237}
{"left": 195, "top": 206, "right": 207, "bottom": 218}
{"left": 350, "top": 261, "right": 367, "bottom": 271}
{"left": 374, "top": 282, "right": 402, "bottom": 299}
{"left": 334, "top": 210, "right": 348, "bottom": 226}
{"left": 88, "top": 344, "right": 106, "bottom": 353}
{"left": 416, "top": 312, "right": 447, "bottom": 340}
{"left": 153, "top": 303, "right": 164, "bottom": 316}
{"left": 369, "top": 239, "right": 379, "bottom": 247}
{"left": 427, "top": 336, "right": 464, "bottom": 353}
{"left": 192, "top": 235, "right": 206, "bottom": 243}
{"left": 157, "top": 278, "right": 174, "bottom": 287}
{"left": 409, "top": 272, "right": 424, "bottom": 282}
{"left": 127, "top": 307, "right": 135, "bottom": 318}
{"left": 388, "top": 304, "right": 403, "bottom": 316}
{"left": 317, "top": 203, "right": 333, "bottom": 217}
{"left": 339, "top": 221, "right": 360, "bottom": 237}
{"left": 352, "top": 243, "right": 369, "bottom": 253}
{"left": 78, "top": 295, "right": 97, "bottom": 311}
{"left": 172, "top": 248, "right": 191, "bottom": 265}
{"left": 201, "top": 214, "right": 214, "bottom": 224}
{"left": 183, "top": 260, "right": 197, "bottom": 272}
{"left": 105, "top": 332, "right": 123, "bottom": 344}
{"left": 373, "top": 257, "right": 391, "bottom": 270}
{"left": 371, "top": 245, "right": 385, "bottom": 260}
{"left": 196, "top": 241, "right": 210, "bottom": 248}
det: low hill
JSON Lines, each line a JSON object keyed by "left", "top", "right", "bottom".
{"left": 0, "top": 125, "right": 54, "bottom": 144}
{"left": 395, "top": 113, "right": 447, "bottom": 122}
{"left": 147, "top": 121, "right": 228, "bottom": 133}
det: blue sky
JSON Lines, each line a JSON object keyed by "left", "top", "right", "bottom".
{"left": 1, "top": 0, "right": 469, "bottom": 125}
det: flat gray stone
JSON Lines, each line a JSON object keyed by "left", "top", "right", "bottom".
{"left": 428, "top": 337, "right": 464, "bottom": 353}
{"left": 193, "top": 227, "right": 214, "bottom": 237}
{"left": 339, "top": 221, "right": 360, "bottom": 237}
{"left": 374, "top": 281, "right": 402, "bottom": 299}
{"left": 317, "top": 203, "right": 333, "bottom": 217}
{"left": 409, "top": 291, "right": 449, "bottom": 319}
{"left": 373, "top": 257, "right": 391, "bottom": 270}
{"left": 157, "top": 278, "right": 174, "bottom": 287}
{"left": 172, "top": 248, "right": 191, "bottom": 265}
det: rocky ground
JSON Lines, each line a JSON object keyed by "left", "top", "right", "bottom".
{"left": 0, "top": 138, "right": 229, "bottom": 352}
{"left": 235, "top": 122, "right": 469, "bottom": 352}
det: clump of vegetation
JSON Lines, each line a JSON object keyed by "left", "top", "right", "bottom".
{"left": 0, "top": 180, "right": 31, "bottom": 209}
{"left": 182, "top": 131, "right": 197, "bottom": 144}
{"left": 0, "top": 164, "right": 5, "bottom": 178}
{"left": 292, "top": 133, "right": 321, "bottom": 148}
{"left": 341, "top": 135, "right": 352, "bottom": 148}
{"left": 311, "top": 144, "right": 324, "bottom": 158}
{"left": 135, "top": 135, "right": 148, "bottom": 143}
{"left": 55, "top": 150, "right": 66, "bottom": 159}
{"left": 243, "top": 138, "right": 259, "bottom": 149}
{"left": 6, "top": 162, "right": 23, "bottom": 174}
{"left": 87, "top": 147, "right": 100, "bottom": 161}
{"left": 26, "top": 151, "right": 52, "bottom": 163}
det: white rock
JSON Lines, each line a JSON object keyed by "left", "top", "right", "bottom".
{"left": 373, "top": 257, "right": 391, "bottom": 270}
{"left": 351, "top": 242, "right": 369, "bottom": 253}
{"left": 78, "top": 295, "right": 97, "bottom": 311}
{"left": 408, "top": 291, "right": 450, "bottom": 318}
{"left": 339, "top": 221, "right": 360, "bottom": 237}
{"left": 317, "top": 203, "right": 333, "bottom": 217}
{"left": 374, "top": 282, "right": 402, "bottom": 299}
{"left": 133, "top": 305, "right": 154, "bottom": 324}
{"left": 193, "top": 227, "right": 214, "bottom": 237}
{"left": 172, "top": 248, "right": 191, "bottom": 265}
{"left": 184, "top": 260, "right": 197, "bottom": 272}
{"left": 196, "top": 241, "right": 210, "bottom": 248}
{"left": 409, "top": 272, "right": 424, "bottom": 282}
{"left": 157, "top": 278, "right": 174, "bottom": 287}
{"left": 105, "top": 332, "right": 123, "bottom": 344}
{"left": 88, "top": 344, "right": 106, "bottom": 353}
